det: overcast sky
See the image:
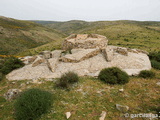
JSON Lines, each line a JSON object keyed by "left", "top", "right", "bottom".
{"left": 0, "top": 0, "right": 160, "bottom": 21}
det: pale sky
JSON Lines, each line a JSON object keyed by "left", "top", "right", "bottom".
{"left": 0, "top": 0, "right": 160, "bottom": 21}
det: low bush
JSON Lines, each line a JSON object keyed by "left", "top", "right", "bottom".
{"left": 98, "top": 67, "right": 129, "bottom": 84}
{"left": 156, "top": 106, "right": 160, "bottom": 116}
{"left": 57, "top": 71, "right": 79, "bottom": 89}
{"left": 151, "top": 60, "right": 160, "bottom": 70}
{"left": 0, "top": 57, "right": 24, "bottom": 74}
{"left": 0, "top": 72, "right": 3, "bottom": 81}
{"left": 14, "top": 88, "right": 53, "bottom": 120}
{"left": 149, "top": 51, "right": 160, "bottom": 62}
{"left": 139, "top": 70, "right": 155, "bottom": 78}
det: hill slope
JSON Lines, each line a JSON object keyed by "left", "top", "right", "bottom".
{"left": 35, "top": 20, "right": 160, "bottom": 52}
{"left": 0, "top": 16, "right": 65, "bottom": 55}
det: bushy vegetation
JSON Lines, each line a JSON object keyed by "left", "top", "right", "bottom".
{"left": 149, "top": 51, "right": 160, "bottom": 62}
{"left": 151, "top": 60, "right": 160, "bottom": 70}
{"left": 149, "top": 51, "right": 160, "bottom": 70}
{"left": 57, "top": 71, "right": 79, "bottom": 89}
{"left": 98, "top": 67, "right": 129, "bottom": 84}
{"left": 0, "top": 72, "right": 3, "bottom": 81}
{"left": 14, "top": 88, "right": 53, "bottom": 120}
{"left": 0, "top": 57, "right": 24, "bottom": 74}
{"left": 0, "top": 70, "right": 159, "bottom": 119}
{"left": 139, "top": 70, "right": 155, "bottom": 78}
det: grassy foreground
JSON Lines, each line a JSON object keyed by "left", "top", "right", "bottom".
{"left": 0, "top": 69, "right": 159, "bottom": 120}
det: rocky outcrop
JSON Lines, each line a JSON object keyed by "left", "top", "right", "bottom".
{"left": 62, "top": 34, "right": 108, "bottom": 50}
{"left": 6, "top": 34, "right": 152, "bottom": 81}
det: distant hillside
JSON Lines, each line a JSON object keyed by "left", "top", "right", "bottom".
{"left": 34, "top": 20, "right": 160, "bottom": 52}
{"left": 0, "top": 16, "right": 65, "bottom": 55}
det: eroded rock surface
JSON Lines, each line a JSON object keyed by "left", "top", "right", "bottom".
{"left": 62, "top": 34, "right": 108, "bottom": 50}
{"left": 6, "top": 34, "right": 151, "bottom": 80}
{"left": 60, "top": 48, "right": 100, "bottom": 63}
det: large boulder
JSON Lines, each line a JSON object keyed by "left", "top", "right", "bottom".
{"left": 47, "top": 58, "right": 59, "bottom": 72}
{"left": 109, "top": 47, "right": 151, "bottom": 75}
{"left": 102, "top": 46, "right": 115, "bottom": 62}
{"left": 62, "top": 34, "right": 108, "bottom": 50}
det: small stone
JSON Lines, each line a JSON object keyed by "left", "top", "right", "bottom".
{"left": 76, "top": 88, "right": 83, "bottom": 92}
{"left": 27, "top": 86, "right": 31, "bottom": 89}
{"left": 20, "top": 83, "right": 26, "bottom": 87}
{"left": 4, "top": 89, "right": 21, "bottom": 101}
{"left": 45, "top": 78, "right": 53, "bottom": 81}
{"left": 116, "top": 104, "right": 129, "bottom": 112}
{"left": 99, "top": 111, "right": 107, "bottom": 120}
{"left": 119, "top": 88, "right": 124, "bottom": 92}
{"left": 26, "top": 82, "right": 30, "bottom": 85}
{"left": 32, "top": 79, "right": 39, "bottom": 83}
{"left": 97, "top": 91, "right": 102, "bottom": 94}
{"left": 12, "top": 82, "right": 16, "bottom": 84}
{"left": 65, "top": 112, "right": 71, "bottom": 119}
{"left": 37, "top": 82, "right": 42, "bottom": 84}
{"left": 156, "top": 82, "right": 160, "bottom": 86}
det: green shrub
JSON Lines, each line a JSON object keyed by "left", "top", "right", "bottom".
{"left": 0, "top": 72, "right": 3, "bottom": 81}
{"left": 124, "top": 38, "right": 129, "bottom": 42}
{"left": 149, "top": 51, "right": 160, "bottom": 62}
{"left": 151, "top": 60, "right": 160, "bottom": 70}
{"left": 98, "top": 67, "right": 129, "bottom": 84}
{"left": 0, "top": 57, "right": 24, "bottom": 74}
{"left": 156, "top": 106, "right": 160, "bottom": 116}
{"left": 139, "top": 70, "right": 155, "bottom": 78}
{"left": 14, "top": 88, "right": 53, "bottom": 120}
{"left": 57, "top": 71, "right": 79, "bottom": 88}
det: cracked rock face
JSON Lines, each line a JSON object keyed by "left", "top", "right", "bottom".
{"left": 6, "top": 34, "right": 151, "bottom": 81}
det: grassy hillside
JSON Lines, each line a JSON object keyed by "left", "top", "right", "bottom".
{"left": 0, "top": 16, "right": 65, "bottom": 55}
{"left": 0, "top": 69, "right": 160, "bottom": 119}
{"left": 35, "top": 20, "right": 160, "bottom": 52}
{"left": 18, "top": 40, "right": 63, "bottom": 56}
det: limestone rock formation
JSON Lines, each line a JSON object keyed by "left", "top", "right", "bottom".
{"left": 6, "top": 34, "right": 151, "bottom": 81}
{"left": 60, "top": 48, "right": 100, "bottom": 63}
{"left": 62, "top": 34, "right": 108, "bottom": 50}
